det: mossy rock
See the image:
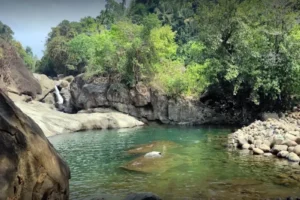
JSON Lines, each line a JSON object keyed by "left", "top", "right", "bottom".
{"left": 121, "top": 153, "right": 191, "bottom": 173}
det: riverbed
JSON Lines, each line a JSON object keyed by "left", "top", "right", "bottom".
{"left": 49, "top": 125, "right": 300, "bottom": 200}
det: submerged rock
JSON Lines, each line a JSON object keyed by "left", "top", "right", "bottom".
{"left": 144, "top": 151, "right": 162, "bottom": 158}
{"left": 0, "top": 89, "right": 70, "bottom": 199}
{"left": 127, "top": 141, "right": 180, "bottom": 154}
{"left": 121, "top": 153, "right": 190, "bottom": 173}
{"left": 123, "top": 192, "right": 161, "bottom": 200}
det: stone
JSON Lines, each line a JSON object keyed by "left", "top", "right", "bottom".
{"left": 0, "top": 39, "right": 41, "bottom": 98}
{"left": 33, "top": 73, "right": 57, "bottom": 98}
{"left": 260, "top": 112, "right": 279, "bottom": 121}
{"left": 296, "top": 138, "right": 300, "bottom": 144}
{"left": 288, "top": 146, "right": 295, "bottom": 152}
{"left": 144, "top": 151, "right": 162, "bottom": 158}
{"left": 237, "top": 136, "right": 247, "bottom": 146}
{"left": 293, "top": 145, "right": 300, "bottom": 155}
{"left": 249, "top": 144, "right": 255, "bottom": 150}
{"left": 287, "top": 152, "right": 300, "bottom": 162}
{"left": 253, "top": 148, "right": 264, "bottom": 155}
{"left": 0, "top": 89, "right": 70, "bottom": 199}
{"left": 263, "top": 140, "right": 271, "bottom": 147}
{"left": 272, "top": 145, "right": 288, "bottom": 154}
{"left": 14, "top": 100, "right": 144, "bottom": 137}
{"left": 242, "top": 143, "right": 250, "bottom": 149}
{"left": 59, "top": 79, "right": 69, "bottom": 88}
{"left": 273, "top": 135, "right": 285, "bottom": 145}
{"left": 248, "top": 136, "right": 254, "bottom": 144}
{"left": 277, "top": 151, "right": 289, "bottom": 158}
{"left": 259, "top": 144, "right": 271, "bottom": 152}
{"left": 264, "top": 153, "right": 273, "bottom": 157}
{"left": 254, "top": 140, "right": 263, "bottom": 147}
{"left": 63, "top": 75, "right": 74, "bottom": 83}
{"left": 283, "top": 140, "right": 298, "bottom": 147}
{"left": 285, "top": 133, "right": 297, "bottom": 141}
{"left": 123, "top": 192, "right": 161, "bottom": 200}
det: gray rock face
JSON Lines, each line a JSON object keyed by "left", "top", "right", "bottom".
{"left": 70, "top": 74, "right": 229, "bottom": 125}
{"left": 0, "top": 89, "right": 70, "bottom": 199}
{"left": 0, "top": 39, "right": 42, "bottom": 98}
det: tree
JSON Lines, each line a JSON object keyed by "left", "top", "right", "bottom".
{"left": 0, "top": 21, "right": 14, "bottom": 41}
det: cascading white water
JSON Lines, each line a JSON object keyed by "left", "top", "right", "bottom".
{"left": 54, "top": 85, "right": 64, "bottom": 105}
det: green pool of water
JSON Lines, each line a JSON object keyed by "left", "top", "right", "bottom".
{"left": 49, "top": 125, "right": 300, "bottom": 200}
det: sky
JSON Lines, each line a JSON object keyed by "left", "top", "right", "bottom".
{"left": 0, "top": 0, "right": 108, "bottom": 58}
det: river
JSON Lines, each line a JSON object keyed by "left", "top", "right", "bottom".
{"left": 49, "top": 125, "right": 300, "bottom": 200}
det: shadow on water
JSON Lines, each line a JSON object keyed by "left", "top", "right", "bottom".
{"left": 49, "top": 125, "right": 300, "bottom": 200}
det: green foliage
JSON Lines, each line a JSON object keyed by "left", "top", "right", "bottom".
{"left": 40, "top": 0, "right": 300, "bottom": 111}
{"left": 149, "top": 26, "right": 178, "bottom": 58}
{"left": 12, "top": 41, "right": 37, "bottom": 71}
{"left": 0, "top": 21, "right": 14, "bottom": 41}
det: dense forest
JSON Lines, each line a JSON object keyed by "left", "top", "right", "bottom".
{"left": 1, "top": 0, "right": 300, "bottom": 112}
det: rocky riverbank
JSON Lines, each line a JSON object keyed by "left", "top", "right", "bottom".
{"left": 228, "top": 112, "right": 300, "bottom": 163}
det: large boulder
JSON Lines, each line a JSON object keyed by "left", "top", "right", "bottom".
{"left": 0, "top": 89, "right": 70, "bottom": 199}
{"left": 70, "top": 74, "right": 110, "bottom": 109}
{"left": 0, "top": 39, "right": 41, "bottom": 98}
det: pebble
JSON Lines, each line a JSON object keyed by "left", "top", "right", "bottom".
{"left": 253, "top": 148, "right": 264, "bottom": 155}
{"left": 229, "top": 113, "right": 300, "bottom": 163}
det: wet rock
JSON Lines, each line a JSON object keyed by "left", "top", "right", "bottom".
{"left": 123, "top": 192, "right": 161, "bottom": 200}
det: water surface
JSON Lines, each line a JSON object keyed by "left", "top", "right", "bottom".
{"left": 49, "top": 125, "right": 300, "bottom": 200}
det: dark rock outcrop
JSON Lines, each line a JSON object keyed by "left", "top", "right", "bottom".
{"left": 70, "top": 74, "right": 232, "bottom": 125}
{"left": 123, "top": 192, "right": 161, "bottom": 200}
{"left": 0, "top": 89, "right": 70, "bottom": 199}
{"left": 0, "top": 38, "right": 41, "bottom": 98}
